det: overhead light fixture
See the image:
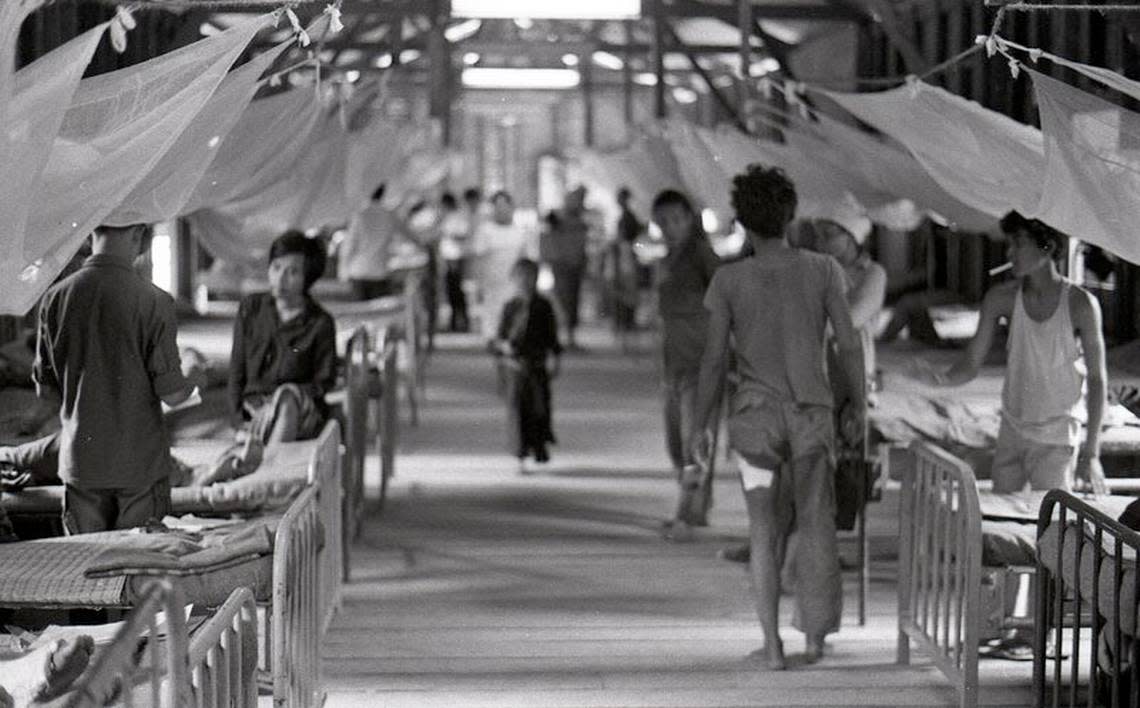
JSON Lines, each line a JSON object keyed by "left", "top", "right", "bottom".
{"left": 399, "top": 49, "right": 422, "bottom": 64}
{"left": 452, "top": 0, "right": 640, "bottom": 20}
{"left": 561, "top": 53, "right": 580, "bottom": 67}
{"left": 373, "top": 53, "right": 393, "bottom": 69}
{"left": 344, "top": 70, "right": 361, "bottom": 83}
{"left": 754, "top": 57, "right": 781, "bottom": 76}
{"left": 672, "top": 86, "right": 698, "bottom": 104}
{"left": 444, "top": 19, "right": 483, "bottom": 43}
{"left": 591, "top": 51, "right": 623, "bottom": 71}
{"left": 462, "top": 67, "right": 581, "bottom": 89}
{"left": 513, "top": 17, "right": 534, "bottom": 29}
{"left": 463, "top": 52, "right": 481, "bottom": 66}
{"left": 633, "top": 72, "right": 658, "bottom": 86}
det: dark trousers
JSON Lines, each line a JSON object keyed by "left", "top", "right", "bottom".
{"left": 505, "top": 360, "right": 554, "bottom": 459}
{"left": 445, "top": 259, "right": 469, "bottom": 332}
{"left": 550, "top": 262, "right": 584, "bottom": 333}
{"left": 63, "top": 478, "right": 171, "bottom": 535}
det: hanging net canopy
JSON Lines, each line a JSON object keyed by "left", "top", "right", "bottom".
{"left": 0, "top": 3, "right": 450, "bottom": 314}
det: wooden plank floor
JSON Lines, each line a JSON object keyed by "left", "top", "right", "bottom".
{"left": 324, "top": 329, "right": 1035, "bottom": 707}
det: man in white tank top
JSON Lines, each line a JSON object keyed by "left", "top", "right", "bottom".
{"left": 912, "top": 212, "right": 1107, "bottom": 496}
{"left": 910, "top": 212, "right": 1107, "bottom": 660}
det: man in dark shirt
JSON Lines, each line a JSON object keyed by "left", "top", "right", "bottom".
{"left": 652, "top": 190, "right": 721, "bottom": 526}
{"left": 34, "top": 224, "right": 195, "bottom": 534}
{"left": 228, "top": 232, "right": 337, "bottom": 444}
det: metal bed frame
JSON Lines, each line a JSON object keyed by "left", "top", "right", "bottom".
{"left": 62, "top": 583, "right": 258, "bottom": 707}
{"left": 188, "top": 586, "right": 259, "bottom": 708}
{"left": 375, "top": 322, "right": 400, "bottom": 512}
{"left": 1033, "top": 490, "right": 1140, "bottom": 708}
{"left": 897, "top": 441, "right": 982, "bottom": 708}
{"left": 0, "top": 422, "right": 342, "bottom": 708}
{"left": 62, "top": 579, "right": 191, "bottom": 707}
{"left": 342, "top": 327, "right": 370, "bottom": 576}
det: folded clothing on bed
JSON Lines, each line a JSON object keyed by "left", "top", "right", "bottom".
{"left": 81, "top": 519, "right": 276, "bottom": 578}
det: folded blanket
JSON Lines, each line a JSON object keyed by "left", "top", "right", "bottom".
{"left": 83, "top": 520, "right": 275, "bottom": 579}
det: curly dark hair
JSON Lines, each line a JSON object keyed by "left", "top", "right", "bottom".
{"left": 731, "top": 164, "right": 797, "bottom": 239}
{"left": 1000, "top": 210, "right": 1067, "bottom": 261}
{"left": 269, "top": 230, "right": 326, "bottom": 291}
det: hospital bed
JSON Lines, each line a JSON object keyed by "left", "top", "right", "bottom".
{"left": 0, "top": 421, "right": 342, "bottom": 707}
{"left": 59, "top": 579, "right": 256, "bottom": 706}
{"left": 1034, "top": 490, "right": 1140, "bottom": 708}
{"left": 897, "top": 441, "right": 1137, "bottom": 708}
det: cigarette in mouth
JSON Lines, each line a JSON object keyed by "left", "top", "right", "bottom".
{"left": 988, "top": 262, "right": 1013, "bottom": 276}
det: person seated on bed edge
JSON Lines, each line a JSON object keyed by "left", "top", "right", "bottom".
{"left": 32, "top": 224, "right": 196, "bottom": 535}
{"left": 207, "top": 231, "right": 337, "bottom": 485}
{"left": 907, "top": 210, "right": 1109, "bottom": 659}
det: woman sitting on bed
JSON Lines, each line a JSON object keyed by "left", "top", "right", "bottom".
{"left": 208, "top": 232, "right": 336, "bottom": 483}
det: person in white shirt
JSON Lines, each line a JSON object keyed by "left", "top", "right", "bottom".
{"left": 472, "top": 190, "right": 537, "bottom": 338}
{"left": 908, "top": 211, "right": 1108, "bottom": 660}
{"left": 339, "top": 184, "right": 412, "bottom": 300}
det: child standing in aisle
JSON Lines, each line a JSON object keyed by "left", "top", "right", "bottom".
{"left": 493, "top": 259, "right": 562, "bottom": 471}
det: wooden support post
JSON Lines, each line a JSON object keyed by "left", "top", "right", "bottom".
{"left": 581, "top": 51, "right": 594, "bottom": 147}
{"left": 737, "top": 0, "right": 751, "bottom": 112}
{"left": 428, "top": 5, "right": 452, "bottom": 146}
{"left": 651, "top": 0, "right": 666, "bottom": 119}
{"left": 622, "top": 20, "right": 634, "bottom": 127}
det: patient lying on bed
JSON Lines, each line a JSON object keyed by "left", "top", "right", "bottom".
{"left": 0, "top": 634, "right": 95, "bottom": 706}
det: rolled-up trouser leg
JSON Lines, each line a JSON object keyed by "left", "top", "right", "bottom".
{"left": 742, "top": 463, "right": 794, "bottom": 641}
{"left": 789, "top": 447, "right": 842, "bottom": 638}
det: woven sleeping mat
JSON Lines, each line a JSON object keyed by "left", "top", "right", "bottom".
{"left": 0, "top": 541, "right": 126, "bottom": 607}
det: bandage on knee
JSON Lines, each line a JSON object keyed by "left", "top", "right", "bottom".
{"left": 735, "top": 451, "right": 775, "bottom": 490}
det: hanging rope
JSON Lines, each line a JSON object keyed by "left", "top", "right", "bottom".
{"left": 988, "top": 2, "right": 1140, "bottom": 13}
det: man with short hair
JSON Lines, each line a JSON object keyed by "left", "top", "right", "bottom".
{"left": 34, "top": 224, "right": 195, "bottom": 534}
{"left": 909, "top": 212, "right": 1108, "bottom": 660}
{"left": 691, "top": 165, "right": 865, "bottom": 669}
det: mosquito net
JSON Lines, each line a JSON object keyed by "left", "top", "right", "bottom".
{"left": 0, "top": 23, "right": 108, "bottom": 293}
{"left": 823, "top": 82, "right": 1044, "bottom": 220}
{"left": 3, "top": 14, "right": 273, "bottom": 315}
{"left": 1032, "top": 69, "right": 1140, "bottom": 263}
{"left": 106, "top": 36, "right": 289, "bottom": 226}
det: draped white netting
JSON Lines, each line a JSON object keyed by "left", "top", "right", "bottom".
{"left": 1, "top": 23, "right": 108, "bottom": 288}
{"left": 1, "top": 14, "right": 274, "bottom": 314}
{"left": 1031, "top": 69, "right": 1140, "bottom": 264}
{"left": 822, "top": 81, "right": 1044, "bottom": 220}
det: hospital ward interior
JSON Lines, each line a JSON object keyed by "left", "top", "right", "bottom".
{"left": 4, "top": 0, "right": 1140, "bottom": 706}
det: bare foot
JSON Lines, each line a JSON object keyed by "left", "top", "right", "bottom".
{"left": 804, "top": 635, "right": 827, "bottom": 664}
{"left": 748, "top": 641, "right": 786, "bottom": 670}
{"left": 34, "top": 636, "right": 95, "bottom": 702}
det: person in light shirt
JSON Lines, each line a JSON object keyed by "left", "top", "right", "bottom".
{"left": 471, "top": 190, "right": 537, "bottom": 339}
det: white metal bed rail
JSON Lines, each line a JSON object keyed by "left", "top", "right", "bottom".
{"left": 271, "top": 483, "right": 322, "bottom": 708}
{"left": 898, "top": 441, "right": 982, "bottom": 708}
{"left": 1033, "top": 490, "right": 1140, "bottom": 708}
{"left": 343, "top": 327, "right": 370, "bottom": 574}
{"left": 375, "top": 322, "right": 400, "bottom": 511}
{"left": 189, "top": 587, "right": 258, "bottom": 708}
{"left": 65, "top": 579, "right": 190, "bottom": 707}
{"left": 309, "top": 419, "right": 343, "bottom": 632}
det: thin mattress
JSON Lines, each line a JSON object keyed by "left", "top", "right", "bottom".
{"left": 0, "top": 519, "right": 277, "bottom": 609}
